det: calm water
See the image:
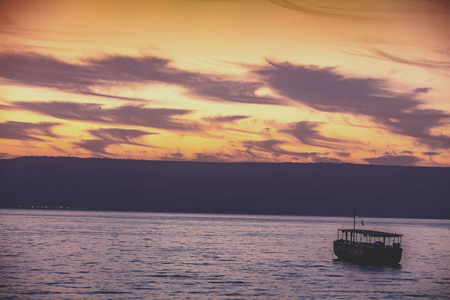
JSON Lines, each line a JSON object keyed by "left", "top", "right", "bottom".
{"left": 0, "top": 209, "right": 449, "bottom": 299}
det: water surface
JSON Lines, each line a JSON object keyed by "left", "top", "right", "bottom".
{"left": 1, "top": 209, "right": 449, "bottom": 299}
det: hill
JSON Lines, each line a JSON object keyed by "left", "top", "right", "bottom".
{"left": 1, "top": 157, "right": 448, "bottom": 219}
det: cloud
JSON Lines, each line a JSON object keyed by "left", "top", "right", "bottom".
{"left": 74, "top": 139, "right": 116, "bottom": 156}
{"left": 159, "top": 151, "right": 185, "bottom": 161}
{"left": 201, "top": 115, "right": 262, "bottom": 137}
{"left": 193, "top": 152, "right": 234, "bottom": 162}
{"left": 281, "top": 121, "right": 344, "bottom": 149}
{"left": 87, "top": 54, "right": 189, "bottom": 85}
{"left": 90, "top": 54, "right": 280, "bottom": 105}
{"left": 0, "top": 121, "right": 60, "bottom": 141}
{"left": 187, "top": 77, "right": 280, "bottom": 105}
{"left": 243, "top": 139, "right": 318, "bottom": 158}
{"left": 49, "top": 145, "right": 68, "bottom": 154}
{"left": 8, "top": 101, "right": 201, "bottom": 132}
{"left": 0, "top": 153, "right": 15, "bottom": 159}
{"left": 203, "top": 115, "right": 250, "bottom": 123}
{"left": 0, "top": 52, "right": 280, "bottom": 105}
{"left": 422, "top": 151, "right": 440, "bottom": 156}
{"left": 401, "top": 151, "right": 414, "bottom": 155}
{"left": 414, "top": 88, "right": 431, "bottom": 94}
{"left": 366, "top": 47, "right": 450, "bottom": 72}
{"left": 337, "top": 152, "right": 351, "bottom": 157}
{"left": 364, "top": 155, "right": 423, "bottom": 166}
{"left": 88, "top": 128, "right": 157, "bottom": 146}
{"left": 269, "top": 0, "right": 371, "bottom": 21}
{"left": 254, "top": 60, "right": 450, "bottom": 149}
{"left": 312, "top": 156, "right": 343, "bottom": 163}
{"left": 103, "top": 128, "right": 154, "bottom": 139}
{"left": 0, "top": 52, "right": 145, "bottom": 102}
{"left": 269, "top": 1, "right": 450, "bottom": 23}
{"left": 74, "top": 127, "right": 156, "bottom": 156}
{"left": 242, "top": 139, "right": 346, "bottom": 163}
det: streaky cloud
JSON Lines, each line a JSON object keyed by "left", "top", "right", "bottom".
{"left": 366, "top": 47, "right": 450, "bottom": 71}
{"left": 203, "top": 115, "right": 250, "bottom": 123}
{"left": 0, "top": 52, "right": 146, "bottom": 102}
{"left": 337, "top": 152, "right": 351, "bottom": 157}
{"left": 8, "top": 101, "right": 201, "bottom": 132}
{"left": 401, "top": 150, "right": 414, "bottom": 155}
{"left": 75, "top": 127, "right": 156, "bottom": 156}
{"left": 193, "top": 152, "right": 234, "bottom": 162}
{"left": 254, "top": 60, "right": 450, "bottom": 149}
{"left": 88, "top": 128, "right": 157, "bottom": 146}
{"left": 87, "top": 55, "right": 190, "bottom": 84}
{"left": 281, "top": 121, "right": 344, "bottom": 149}
{"left": 414, "top": 87, "right": 431, "bottom": 94}
{"left": 90, "top": 54, "right": 281, "bottom": 105}
{"left": 312, "top": 156, "right": 343, "bottom": 163}
{"left": 0, "top": 121, "right": 60, "bottom": 141}
{"left": 422, "top": 151, "right": 439, "bottom": 156}
{"left": 159, "top": 151, "right": 185, "bottom": 161}
{"left": 243, "top": 139, "right": 318, "bottom": 158}
{"left": 0, "top": 153, "right": 14, "bottom": 159}
{"left": 202, "top": 115, "right": 260, "bottom": 137}
{"left": 74, "top": 139, "right": 116, "bottom": 156}
{"left": 270, "top": 0, "right": 371, "bottom": 21}
{"left": 0, "top": 52, "right": 281, "bottom": 105}
{"left": 49, "top": 145, "right": 68, "bottom": 154}
{"left": 365, "top": 155, "right": 423, "bottom": 166}
{"left": 188, "top": 77, "right": 280, "bottom": 105}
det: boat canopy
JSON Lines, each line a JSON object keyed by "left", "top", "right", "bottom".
{"left": 338, "top": 229, "right": 402, "bottom": 237}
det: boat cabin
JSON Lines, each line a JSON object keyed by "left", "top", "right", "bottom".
{"left": 336, "top": 229, "right": 402, "bottom": 248}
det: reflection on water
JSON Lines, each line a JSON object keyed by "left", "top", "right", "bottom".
{"left": 0, "top": 209, "right": 449, "bottom": 299}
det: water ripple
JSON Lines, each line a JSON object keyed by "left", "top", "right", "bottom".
{"left": 0, "top": 209, "right": 449, "bottom": 299}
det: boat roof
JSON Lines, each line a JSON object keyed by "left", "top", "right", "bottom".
{"left": 338, "top": 229, "right": 402, "bottom": 237}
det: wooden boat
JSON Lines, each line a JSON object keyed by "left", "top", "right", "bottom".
{"left": 333, "top": 208, "right": 403, "bottom": 265}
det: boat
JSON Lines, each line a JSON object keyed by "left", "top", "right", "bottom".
{"left": 333, "top": 208, "right": 403, "bottom": 265}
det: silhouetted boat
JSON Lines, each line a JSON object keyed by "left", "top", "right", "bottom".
{"left": 333, "top": 208, "right": 403, "bottom": 265}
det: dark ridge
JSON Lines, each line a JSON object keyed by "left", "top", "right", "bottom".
{"left": 0, "top": 157, "right": 448, "bottom": 219}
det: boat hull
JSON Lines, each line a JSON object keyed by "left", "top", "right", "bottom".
{"left": 333, "top": 240, "right": 402, "bottom": 265}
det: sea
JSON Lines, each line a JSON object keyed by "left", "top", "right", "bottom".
{"left": 0, "top": 209, "right": 449, "bottom": 299}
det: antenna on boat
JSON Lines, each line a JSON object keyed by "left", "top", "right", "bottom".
{"left": 353, "top": 206, "right": 356, "bottom": 231}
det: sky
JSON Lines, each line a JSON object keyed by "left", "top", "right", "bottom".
{"left": 0, "top": 0, "right": 449, "bottom": 166}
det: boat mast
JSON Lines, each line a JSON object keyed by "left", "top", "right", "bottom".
{"left": 353, "top": 206, "right": 356, "bottom": 231}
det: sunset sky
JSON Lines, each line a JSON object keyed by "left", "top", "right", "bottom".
{"left": 1, "top": 0, "right": 449, "bottom": 166}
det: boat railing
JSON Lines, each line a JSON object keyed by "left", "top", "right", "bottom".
{"left": 336, "top": 229, "right": 402, "bottom": 247}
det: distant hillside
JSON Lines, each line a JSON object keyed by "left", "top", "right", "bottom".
{"left": 1, "top": 157, "right": 449, "bottom": 219}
